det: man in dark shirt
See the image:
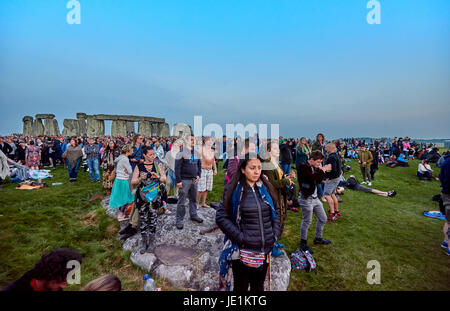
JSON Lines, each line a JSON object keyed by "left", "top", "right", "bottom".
{"left": 3, "top": 248, "right": 82, "bottom": 291}
{"left": 0, "top": 136, "right": 12, "bottom": 156}
{"left": 280, "top": 139, "right": 293, "bottom": 175}
{"left": 174, "top": 135, "right": 203, "bottom": 229}
{"left": 297, "top": 150, "right": 332, "bottom": 253}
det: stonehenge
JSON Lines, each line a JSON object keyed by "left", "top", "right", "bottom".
{"left": 22, "top": 113, "right": 171, "bottom": 138}
{"left": 172, "top": 123, "right": 193, "bottom": 137}
{"left": 22, "top": 116, "right": 34, "bottom": 136}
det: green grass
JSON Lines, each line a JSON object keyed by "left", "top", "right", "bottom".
{"left": 0, "top": 158, "right": 449, "bottom": 290}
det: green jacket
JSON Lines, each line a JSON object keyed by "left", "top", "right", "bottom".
{"left": 358, "top": 150, "right": 373, "bottom": 167}
{"left": 311, "top": 141, "right": 323, "bottom": 152}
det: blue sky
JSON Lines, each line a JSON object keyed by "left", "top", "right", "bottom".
{"left": 1, "top": 0, "right": 449, "bottom": 139}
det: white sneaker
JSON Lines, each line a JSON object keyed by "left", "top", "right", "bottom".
{"left": 361, "top": 181, "right": 367, "bottom": 184}
{"left": 368, "top": 182, "right": 372, "bottom": 186}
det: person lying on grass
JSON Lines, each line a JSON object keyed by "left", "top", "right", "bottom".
{"left": 337, "top": 175, "right": 396, "bottom": 197}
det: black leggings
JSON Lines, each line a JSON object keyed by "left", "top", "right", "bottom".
{"left": 232, "top": 259, "right": 268, "bottom": 291}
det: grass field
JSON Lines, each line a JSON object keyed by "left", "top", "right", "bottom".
{"left": 0, "top": 157, "right": 449, "bottom": 290}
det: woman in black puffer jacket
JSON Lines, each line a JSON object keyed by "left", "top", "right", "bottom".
{"left": 216, "top": 153, "right": 280, "bottom": 291}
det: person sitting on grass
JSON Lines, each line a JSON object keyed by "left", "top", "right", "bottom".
{"left": 417, "top": 159, "right": 433, "bottom": 181}
{"left": 337, "top": 175, "right": 396, "bottom": 197}
{"left": 3, "top": 248, "right": 82, "bottom": 291}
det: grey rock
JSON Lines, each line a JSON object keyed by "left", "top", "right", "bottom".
{"left": 130, "top": 249, "right": 157, "bottom": 271}
{"left": 35, "top": 113, "right": 55, "bottom": 119}
{"left": 22, "top": 116, "right": 34, "bottom": 136}
{"left": 172, "top": 123, "right": 192, "bottom": 137}
{"left": 122, "top": 234, "right": 140, "bottom": 251}
{"left": 86, "top": 117, "right": 105, "bottom": 137}
{"left": 111, "top": 120, "right": 127, "bottom": 137}
{"left": 264, "top": 250, "right": 291, "bottom": 291}
{"left": 32, "top": 118, "right": 44, "bottom": 136}
{"left": 160, "top": 122, "right": 170, "bottom": 137}
{"left": 126, "top": 121, "right": 135, "bottom": 135}
{"left": 138, "top": 120, "right": 152, "bottom": 137}
{"left": 102, "top": 197, "right": 291, "bottom": 291}
{"left": 44, "top": 118, "right": 60, "bottom": 136}
{"left": 62, "top": 119, "right": 80, "bottom": 136}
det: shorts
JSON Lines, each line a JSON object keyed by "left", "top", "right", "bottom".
{"left": 198, "top": 168, "right": 213, "bottom": 192}
{"left": 323, "top": 177, "right": 340, "bottom": 196}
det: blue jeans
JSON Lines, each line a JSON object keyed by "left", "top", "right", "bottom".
{"left": 317, "top": 183, "right": 324, "bottom": 197}
{"left": 417, "top": 171, "right": 431, "bottom": 180}
{"left": 86, "top": 158, "right": 101, "bottom": 181}
{"left": 281, "top": 164, "right": 291, "bottom": 175}
{"left": 67, "top": 158, "right": 81, "bottom": 180}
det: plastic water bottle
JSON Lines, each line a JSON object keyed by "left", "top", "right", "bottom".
{"left": 143, "top": 274, "right": 156, "bottom": 291}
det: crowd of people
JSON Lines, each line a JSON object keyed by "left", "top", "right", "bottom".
{"left": 1, "top": 132, "right": 449, "bottom": 291}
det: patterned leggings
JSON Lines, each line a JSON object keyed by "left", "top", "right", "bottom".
{"left": 135, "top": 189, "right": 158, "bottom": 235}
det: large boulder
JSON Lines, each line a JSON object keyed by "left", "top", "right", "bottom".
{"left": 22, "top": 116, "right": 34, "bottom": 136}
{"left": 101, "top": 197, "right": 291, "bottom": 291}
{"left": 62, "top": 119, "right": 80, "bottom": 136}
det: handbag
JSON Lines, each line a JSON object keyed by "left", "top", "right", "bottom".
{"left": 239, "top": 249, "right": 266, "bottom": 268}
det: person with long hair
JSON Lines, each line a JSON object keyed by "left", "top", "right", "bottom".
{"left": 63, "top": 137, "right": 83, "bottom": 182}
{"left": 295, "top": 137, "right": 310, "bottom": 167}
{"left": 216, "top": 153, "right": 280, "bottom": 291}
{"left": 262, "top": 140, "right": 295, "bottom": 256}
{"left": 102, "top": 140, "right": 120, "bottom": 195}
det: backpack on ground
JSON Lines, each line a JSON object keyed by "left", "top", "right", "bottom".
{"left": 290, "top": 249, "right": 317, "bottom": 274}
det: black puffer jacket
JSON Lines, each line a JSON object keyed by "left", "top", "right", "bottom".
{"left": 216, "top": 182, "right": 280, "bottom": 254}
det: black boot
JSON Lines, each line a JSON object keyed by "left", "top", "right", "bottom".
{"left": 119, "top": 223, "right": 132, "bottom": 235}
{"left": 146, "top": 234, "right": 155, "bottom": 253}
{"left": 140, "top": 234, "right": 149, "bottom": 254}
{"left": 120, "top": 226, "right": 137, "bottom": 241}
{"left": 300, "top": 239, "right": 313, "bottom": 254}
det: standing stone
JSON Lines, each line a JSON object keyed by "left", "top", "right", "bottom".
{"left": 44, "top": 118, "right": 60, "bottom": 136}
{"left": 126, "top": 121, "right": 135, "bottom": 136}
{"left": 22, "top": 116, "right": 34, "bottom": 136}
{"left": 138, "top": 120, "right": 152, "bottom": 137}
{"left": 160, "top": 122, "right": 170, "bottom": 137}
{"left": 151, "top": 123, "right": 161, "bottom": 136}
{"left": 76, "top": 113, "right": 87, "bottom": 136}
{"left": 62, "top": 119, "right": 80, "bottom": 136}
{"left": 111, "top": 120, "right": 127, "bottom": 137}
{"left": 32, "top": 118, "right": 45, "bottom": 136}
{"left": 172, "top": 123, "right": 192, "bottom": 138}
{"left": 86, "top": 117, "right": 105, "bottom": 137}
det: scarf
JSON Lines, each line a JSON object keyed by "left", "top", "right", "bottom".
{"left": 66, "top": 145, "right": 83, "bottom": 168}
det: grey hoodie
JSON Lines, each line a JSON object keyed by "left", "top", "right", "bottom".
{"left": 114, "top": 154, "right": 132, "bottom": 179}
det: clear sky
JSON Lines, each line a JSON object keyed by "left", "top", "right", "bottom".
{"left": 0, "top": 0, "right": 449, "bottom": 139}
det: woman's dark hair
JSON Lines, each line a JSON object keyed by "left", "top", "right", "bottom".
{"left": 70, "top": 137, "right": 79, "bottom": 146}
{"left": 28, "top": 140, "right": 34, "bottom": 145}
{"left": 143, "top": 146, "right": 155, "bottom": 156}
{"left": 31, "top": 248, "right": 82, "bottom": 282}
{"left": 316, "top": 133, "right": 325, "bottom": 142}
{"left": 223, "top": 152, "right": 278, "bottom": 213}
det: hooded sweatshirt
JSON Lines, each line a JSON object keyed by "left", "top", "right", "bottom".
{"left": 114, "top": 154, "right": 132, "bottom": 180}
